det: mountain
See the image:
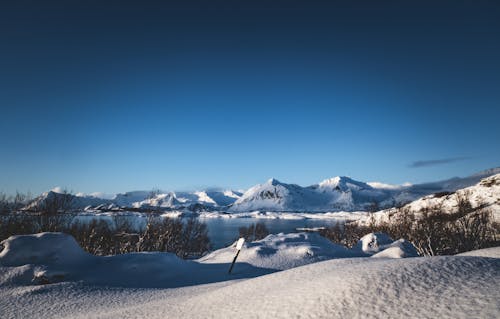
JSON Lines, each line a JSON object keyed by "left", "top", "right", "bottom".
{"left": 25, "top": 190, "right": 114, "bottom": 212}
{"left": 230, "top": 168, "right": 500, "bottom": 212}
{"left": 229, "top": 178, "right": 327, "bottom": 212}
{"left": 22, "top": 167, "right": 500, "bottom": 213}
{"left": 128, "top": 190, "right": 243, "bottom": 210}
{"left": 229, "top": 177, "right": 392, "bottom": 212}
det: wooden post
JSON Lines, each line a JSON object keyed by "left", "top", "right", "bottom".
{"left": 228, "top": 237, "right": 245, "bottom": 274}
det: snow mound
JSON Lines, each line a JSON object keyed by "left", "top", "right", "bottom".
{"left": 169, "top": 250, "right": 500, "bottom": 319}
{"left": 353, "top": 232, "right": 419, "bottom": 258}
{"left": 0, "top": 233, "right": 270, "bottom": 288}
{"left": 0, "top": 232, "right": 90, "bottom": 267}
{"left": 0, "top": 231, "right": 418, "bottom": 288}
{"left": 200, "top": 232, "right": 361, "bottom": 270}
{"left": 0, "top": 233, "right": 197, "bottom": 287}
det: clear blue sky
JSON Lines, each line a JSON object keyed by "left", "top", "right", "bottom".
{"left": 1, "top": 0, "right": 499, "bottom": 195}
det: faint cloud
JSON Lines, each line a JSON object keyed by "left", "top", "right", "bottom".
{"left": 51, "top": 186, "right": 64, "bottom": 193}
{"left": 409, "top": 157, "right": 471, "bottom": 168}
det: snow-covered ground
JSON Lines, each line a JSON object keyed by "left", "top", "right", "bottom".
{"left": 1, "top": 232, "right": 498, "bottom": 318}
{"left": 367, "top": 173, "right": 500, "bottom": 225}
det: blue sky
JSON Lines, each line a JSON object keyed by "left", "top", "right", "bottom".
{"left": 1, "top": 1, "right": 499, "bottom": 195}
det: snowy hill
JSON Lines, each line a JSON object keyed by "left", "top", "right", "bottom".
{"left": 370, "top": 173, "right": 500, "bottom": 224}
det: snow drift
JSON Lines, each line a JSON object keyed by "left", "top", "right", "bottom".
{"left": 0, "top": 231, "right": 417, "bottom": 288}
{"left": 0, "top": 232, "right": 498, "bottom": 319}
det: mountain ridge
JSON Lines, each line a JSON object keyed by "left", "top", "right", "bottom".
{"left": 23, "top": 167, "right": 500, "bottom": 213}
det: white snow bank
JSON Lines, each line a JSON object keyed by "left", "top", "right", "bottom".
{"left": 0, "top": 233, "right": 498, "bottom": 318}
{"left": 0, "top": 233, "right": 271, "bottom": 287}
{"left": 0, "top": 232, "right": 91, "bottom": 267}
{"left": 2, "top": 248, "right": 498, "bottom": 319}
{"left": 353, "top": 232, "right": 419, "bottom": 258}
{"left": 457, "top": 246, "right": 500, "bottom": 258}
{"left": 167, "top": 250, "right": 500, "bottom": 319}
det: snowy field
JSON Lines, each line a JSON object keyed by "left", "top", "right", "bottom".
{"left": 0, "top": 232, "right": 499, "bottom": 319}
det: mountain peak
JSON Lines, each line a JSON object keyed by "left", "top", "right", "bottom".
{"left": 266, "top": 178, "right": 282, "bottom": 186}
{"left": 318, "top": 176, "right": 371, "bottom": 192}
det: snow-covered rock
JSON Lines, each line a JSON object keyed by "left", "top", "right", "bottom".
{"left": 0, "top": 232, "right": 90, "bottom": 267}
{"left": 353, "top": 232, "right": 419, "bottom": 258}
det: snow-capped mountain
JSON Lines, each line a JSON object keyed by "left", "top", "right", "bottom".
{"left": 22, "top": 168, "right": 500, "bottom": 213}
{"left": 229, "top": 178, "right": 328, "bottom": 212}
{"left": 230, "top": 177, "right": 393, "bottom": 212}
{"left": 25, "top": 188, "right": 245, "bottom": 212}
{"left": 230, "top": 168, "right": 500, "bottom": 212}
{"left": 25, "top": 190, "right": 114, "bottom": 212}
{"left": 129, "top": 190, "right": 244, "bottom": 210}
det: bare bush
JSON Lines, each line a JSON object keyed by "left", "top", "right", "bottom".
{"left": 0, "top": 214, "right": 211, "bottom": 259}
{"left": 137, "top": 217, "right": 184, "bottom": 253}
{"left": 321, "top": 191, "right": 499, "bottom": 256}
{"left": 239, "top": 222, "right": 269, "bottom": 242}
{"left": 68, "top": 219, "right": 118, "bottom": 255}
{"left": 0, "top": 214, "right": 38, "bottom": 242}
{"left": 0, "top": 192, "right": 32, "bottom": 215}
{"left": 319, "top": 222, "right": 369, "bottom": 248}
{"left": 320, "top": 191, "right": 498, "bottom": 256}
{"left": 180, "top": 217, "right": 211, "bottom": 259}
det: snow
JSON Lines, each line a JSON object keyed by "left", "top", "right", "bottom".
{"left": 352, "top": 232, "right": 419, "bottom": 258}
{"left": 200, "top": 232, "right": 362, "bottom": 270}
{"left": 367, "top": 173, "right": 500, "bottom": 226}
{"left": 199, "top": 210, "right": 370, "bottom": 221}
{"left": 457, "top": 246, "right": 500, "bottom": 258}
{"left": 0, "top": 232, "right": 271, "bottom": 288}
{"left": 367, "top": 181, "right": 406, "bottom": 189}
{"left": 0, "top": 231, "right": 413, "bottom": 287}
{"left": 50, "top": 186, "right": 65, "bottom": 193}
{"left": 0, "top": 232, "right": 498, "bottom": 318}
{"left": 0, "top": 233, "right": 90, "bottom": 267}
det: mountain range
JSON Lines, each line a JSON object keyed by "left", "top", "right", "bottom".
{"left": 24, "top": 168, "right": 500, "bottom": 213}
